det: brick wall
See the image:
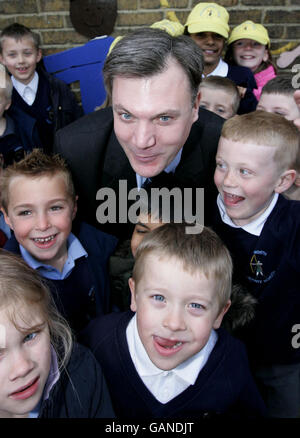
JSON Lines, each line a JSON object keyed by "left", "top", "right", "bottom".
{"left": 1, "top": 0, "right": 299, "bottom": 98}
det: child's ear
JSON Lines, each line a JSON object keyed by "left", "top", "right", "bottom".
{"left": 128, "top": 277, "right": 137, "bottom": 312}
{"left": 263, "top": 48, "right": 269, "bottom": 63}
{"left": 294, "top": 173, "right": 300, "bottom": 187}
{"left": 275, "top": 169, "right": 297, "bottom": 193}
{"left": 213, "top": 300, "right": 231, "bottom": 329}
{"left": 37, "top": 48, "right": 42, "bottom": 63}
{"left": 1, "top": 207, "right": 13, "bottom": 230}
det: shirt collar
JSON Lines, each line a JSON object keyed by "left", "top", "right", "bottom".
{"left": 136, "top": 148, "right": 183, "bottom": 190}
{"left": 43, "top": 345, "right": 60, "bottom": 400}
{"left": 127, "top": 314, "right": 217, "bottom": 386}
{"left": 11, "top": 71, "right": 39, "bottom": 98}
{"left": 216, "top": 192, "right": 279, "bottom": 236}
{"left": 19, "top": 232, "right": 88, "bottom": 280}
{"left": 203, "top": 59, "right": 229, "bottom": 78}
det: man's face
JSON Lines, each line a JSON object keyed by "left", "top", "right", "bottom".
{"left": 129, "top": 255, "right": 229, "bottom": 371}
{"left": 112, "top": 60, "right": 200, "bottom": 178}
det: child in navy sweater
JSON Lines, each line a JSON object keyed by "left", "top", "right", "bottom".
{"left": 80, "top": 223, "right": 266, "bottom": 418}
{"left": 0, "top": 23, "right": 83, "bottom": 154}
{"left": 1, "top": 149, "right": 118, "bottom": 336}
{"left": 212, "top": 110, "right": 300, "bottom": 417}
{"left": 0, "top": 249, "right": 114, "bottom": 418}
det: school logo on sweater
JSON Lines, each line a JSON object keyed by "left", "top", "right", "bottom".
{"left": 248, "top": 250, "right": 275, "bottom": 284}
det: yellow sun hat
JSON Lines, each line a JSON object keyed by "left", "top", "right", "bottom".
{"left": 228, "top": 21, "right": 270, "bottom": 47}
{"left": 107, "top": 36, "right": 123, "bottom": 56}
{"left": 151, "top": 19, "right": 184, "bottom": 37}
{"left": 185, "top": 2, "right": 230, "bottom": 39}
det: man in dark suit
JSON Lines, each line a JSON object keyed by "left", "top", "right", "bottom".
{"left": 54, "top": 28, "right": 224, "bottom": 238}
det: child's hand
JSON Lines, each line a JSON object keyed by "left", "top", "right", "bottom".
{"left": 293, "top": 90, "right": 300, "bottom": 131}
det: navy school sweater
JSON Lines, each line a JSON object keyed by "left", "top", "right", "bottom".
{"left": 79, "top": 311, "right": 267, "bottom": 419}
{"left": 39, "top": 342, "right": 115, "bottom": 418}
{"left": 7, "top": 67, "right": 83, "bottom": 154}
{"left": 212, "top": 195, "right": 300, "bottom": 366}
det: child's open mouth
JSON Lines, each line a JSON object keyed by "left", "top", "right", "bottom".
{"left": 10, "top": 377, "right": 40, "bottom": 400}
{"left": 31, "top": 234, "right": 58, "bottom": 248}
{"left": 223, "top": 192, "right": 244, "bottom": 206}
{"left": 153, "top": 336, "right": 184, "bottom": 356}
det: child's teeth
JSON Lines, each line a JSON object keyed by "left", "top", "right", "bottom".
{"left": 34, "top": 235, "right": 55, "bottom": 243}
{"left": 168, "top": 342, "right": 182, "bottom": 349}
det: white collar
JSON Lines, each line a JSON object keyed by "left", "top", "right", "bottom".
{"left": 11, "top": 71, "right": 39, "bottom": 98}
{"left": 203, "top": 59, "right": 229, "bottom": 78}
{"left": 136, "top": 148, "right": 183, "bottom": 190}
{"left": 216, "top": 192, "right": 279, "bottom": 236}
{"left": 126, "top": 313, "right": 217, "bottom": 386}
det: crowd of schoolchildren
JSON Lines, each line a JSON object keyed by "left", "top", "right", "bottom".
{"left": 0, "top": 1, "right": 299, "bottom": 420}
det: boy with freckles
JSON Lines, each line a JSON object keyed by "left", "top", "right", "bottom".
{"left": 212, "top": 111, "right": 300, "bottom": 418}
{"left": 80, "top": 223, "right": 266, "bottom": 418}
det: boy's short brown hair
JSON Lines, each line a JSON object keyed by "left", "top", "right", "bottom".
{"left": 0, "top": 23, "right": 41, "bottom": 52}
{"left": 221, "top": 110, "right": 300, "bottom": 173}
{"left": 261, "top": 76, "right": 295, "bottom": 97}
{"left": 0, "top": 149, "right": 76, "bottom": 212}
{"left": 199, "top": 76, "right": 241, "bottom": 115}
{"left": 132, "top": 223, "right": 232, "bottom": 311}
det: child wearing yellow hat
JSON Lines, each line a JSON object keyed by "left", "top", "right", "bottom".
{"left": 184, "top": 3, "right": 257, "bottom": 114}
{"left": 225, "top": 20, "right": 277, "bottom": 100}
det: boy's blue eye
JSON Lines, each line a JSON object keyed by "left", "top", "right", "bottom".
{"left": 153, "top": 295, "right": 165, "bottom": 302}
{"left": 19, "top": 210, "right": 31, "bottom": 216}
{"left": 216, "top": 161, "right": 226, "bottom": 169}
{"left": 240, "top": 168, "right": 250, "bottom": 175}
{"left": 189, "top": 303, "right": 203, "bottom": 309}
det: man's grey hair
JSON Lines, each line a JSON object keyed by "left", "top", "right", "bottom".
{"left": 103, "top": 28, "right": 204, "bottom": 106}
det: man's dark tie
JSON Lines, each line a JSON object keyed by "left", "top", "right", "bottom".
{"left": 142, "top": 171, "right": 175, "bottom": 189}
